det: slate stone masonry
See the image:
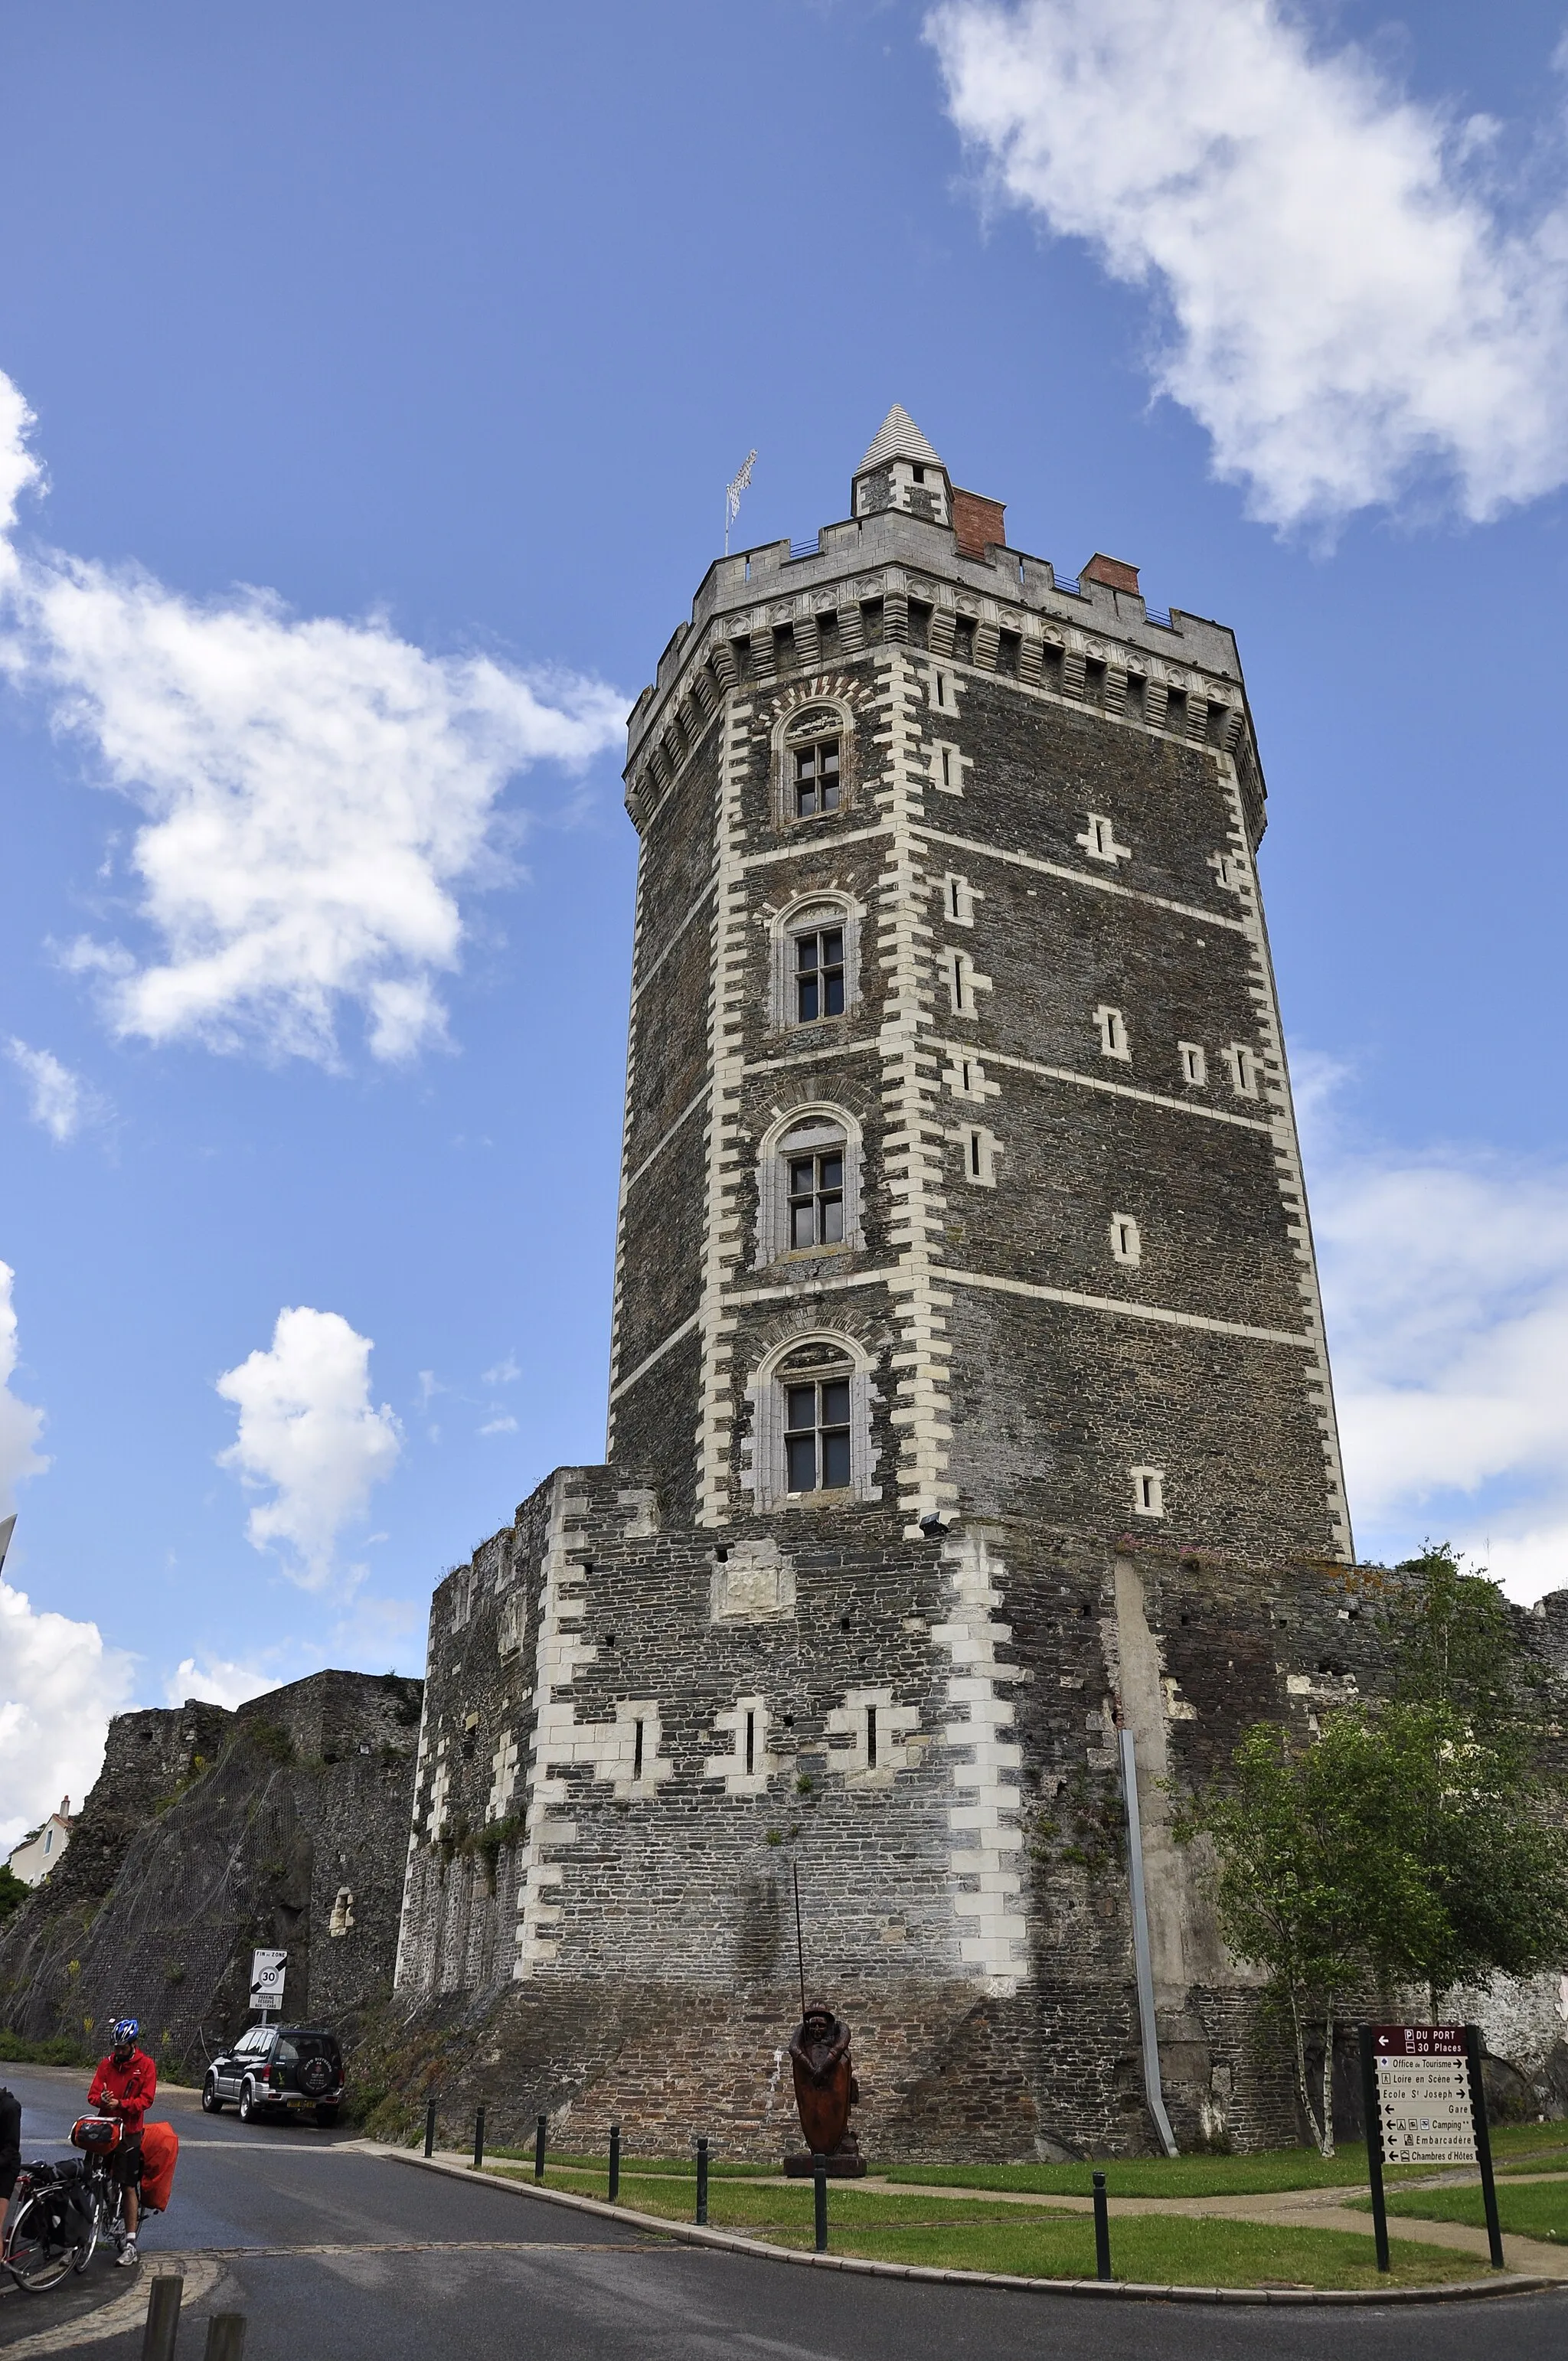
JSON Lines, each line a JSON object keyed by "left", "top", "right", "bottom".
{"left": 393, "top": 416, "right": 1380, "bottom": 2157}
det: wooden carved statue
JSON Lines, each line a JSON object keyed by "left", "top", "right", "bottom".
{"left": 784, "top": 2000, "right": 867, "bottom": 2176}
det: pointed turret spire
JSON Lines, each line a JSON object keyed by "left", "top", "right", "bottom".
{"left": 852, "top": 406, "right": 952, "bottom": 526}
{"left": 858, "top": 404, "right": 945, "bottom": 475}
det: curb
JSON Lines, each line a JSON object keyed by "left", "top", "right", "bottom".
{"left": 0, "top": 2258, "right": 225, "bottom": 2359}
{"left": 386, "top": 2150, "right": 1562, "bottom": 2307}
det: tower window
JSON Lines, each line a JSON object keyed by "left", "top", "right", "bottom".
{"left": 1179, "top": 1041, "right": 1207, "bottom": 1086}
{"left": 1095, "top": 1004, "right": 1131, "bottom": 1061}
{"left": 1110, "top": 1213, "right": 1142, "bottom": 1267}
{"left": 750, "top": 1335, "right": 874, "bottom": 1509}
{"left": 793, "top": 736, "right": 841, "bottom": 819}
{"left": 795, "top": 929, "right": 845, "bottom": 1022}
{"left": 1225, "top": 1043, "right": 1259, "bottom": 1098}
{"left": 785, "top": 1369, "right": 854, "bottom": 1493}
{"left": 956, "top": 1123, "right": 1002, "bottom": 1186}
{"left": 1076, "top": 812, "right": 1131, "bottom": 866}
{"left": 1131, "top": 1466, "right": 1165, "bottom": 1518}
{"left": 789, "top": 1148, "right": 844, "bottom": 1248}
{"left": 929, "top": 738, "right": 965, "bottom": 795}
{"left": 757, "top": 1111, "right": 861, "bottom": 1264}
{"left": 943, "top": 871, "right": 975, "bottom": 926}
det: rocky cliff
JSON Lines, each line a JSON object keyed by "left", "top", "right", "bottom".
{"left": 0, "top": 1670, "right": 421, "bottom": 2078}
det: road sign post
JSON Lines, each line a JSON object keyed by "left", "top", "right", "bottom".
{"left": 1465, "top": 2023, "right": 1505, "bottom": 2269}
{"left": 1360, "top": 2023, "right": 1503, "bottom": 2275}
{"left": 248, "top": 1949, "right": 286, "bottom": 2020}
{"left": 1357, "top": 2026, "right": 1390, "bottom": 2273}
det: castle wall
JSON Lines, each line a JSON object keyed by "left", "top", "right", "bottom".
{"left": 392, "top": 1460, "right": 1398, "bottom": 2157}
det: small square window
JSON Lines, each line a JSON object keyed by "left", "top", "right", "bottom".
{"left": 1110, "top": 1214, "right": 1142, "bottom": 1267}
{"left": 1095, "top": 1005, "right": 1130, "bottom": 1060}
{"left": 1179, "top": 1042, "right": 1207, "bottom": 1086}
{"left": 1226, "top": 1043, "right": 1259, "bottom": 1098}
{"left": 1131, "top": 1465, "right": 1165, "bottom": 1518}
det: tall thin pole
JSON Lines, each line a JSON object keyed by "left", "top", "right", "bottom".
{"left": 792, "top": 1859, "right": 807, "bottom": 2019}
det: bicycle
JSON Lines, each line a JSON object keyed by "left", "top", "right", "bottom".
{"left": 2, "top": 2118, "right": 132, "bottom": 2291}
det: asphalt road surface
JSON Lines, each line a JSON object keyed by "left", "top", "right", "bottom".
{"left": 2, "top": 2062, "right": 1566, "bottom": 2361}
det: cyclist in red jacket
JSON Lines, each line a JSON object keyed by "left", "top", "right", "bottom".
{"left": 88, "top": 2020, "right": 155, "bottom": 2265}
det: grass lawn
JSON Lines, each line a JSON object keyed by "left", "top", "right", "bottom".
{"left": 878, "top": 2145, "right": 1436, "bottom": 2199}
{"left": 489, "top": 2165, "right": 1475, "bottom": 2290}
{"left": 1354, "top": 2180, "right": 1568, "bottom": 2245}
{"left": 484, "top": 2150, "right": 775, "bottom": 2178}
{"left": 1488, "top": 2120, "right": 1568, "bottom": 2175}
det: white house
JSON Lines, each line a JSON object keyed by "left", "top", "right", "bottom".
{"left": 7, "top": 1798, "right": 74, "bottom": 1888}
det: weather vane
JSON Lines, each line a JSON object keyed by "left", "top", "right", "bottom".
{"left": 724, "top": 449, "right": 757, "bottom": 556}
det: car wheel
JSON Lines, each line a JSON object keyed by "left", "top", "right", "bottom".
{"left": 238, "top": 2082, "right": 256, "bottom": 2124}
{"left": 315, "top": 2105, "right": 340, "bottom": 2130}
{"left": 201, "top": 2074, "right": 224, "bottom": 2114}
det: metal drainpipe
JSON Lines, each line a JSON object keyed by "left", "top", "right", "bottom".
{"left": 1119, "top": 1726, "right": 1179, "bottom": 2156}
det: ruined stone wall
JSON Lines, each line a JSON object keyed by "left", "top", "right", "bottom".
{"left": 0, "top": 1671, "right": 421, "bottom": 2075}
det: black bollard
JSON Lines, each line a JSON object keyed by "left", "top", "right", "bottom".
{"left": 424, "top": 2099, "right": 436, "bottom": 2160}
{"left": 534, "top": 2111, "right": 547, "bottom": 2181}
{"left": 812, "top": 2152, "right": 828, "bottom": 2253}
{"left": 473, "top": 2106, "right": 486, "bottom": 2170}
{"left": 141, "top": 2274, "right": 184, "bottom": 2361}
{"left": 695, "top": 2137, "right": 709, "bottom": 2225}
{"left": 1092, "top": 2170, "right": 1112, "bottom": 2282}
{"left": 202, "top": 2320, "right": 247, "bottom": 2361}
{"left": 608, "top": 2123, "right": 621, "bottom": 2205}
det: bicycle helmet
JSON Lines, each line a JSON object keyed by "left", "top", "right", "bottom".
{"left": 111, "top": 2018, "right": 139, "bottom": 2045}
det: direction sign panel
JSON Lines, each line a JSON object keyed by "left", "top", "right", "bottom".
{"left": 249, "top": 1948, "right": 287, "bottom": 2013}
{"left": 1360, "top": 2022, "right": 1501, "bottom": 2272}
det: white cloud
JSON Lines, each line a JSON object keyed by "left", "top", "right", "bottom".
{"left": 928, "top": 0, "right": 1568, "bottom": 529}
{"left": 6, "top": 1037, "right": 102, "bottom": 1142}
{"left": 165, "top": 1654, "right": 283, "bottom": 1712}
{"left": 482, "top": 1354, "right": 520, "bottom": 1386}
{"left": 479, "top": 1414, "right": 518, "bottom": 1436}
{"left": 0, "top": 370, "right": 626, "bottom": 1065}
{"left": 0, "top": 1262, "right": 48, "bottom": 1514}
{"left": 0, "top": 1577, "right": 136, "bottom": 1856}
{"left": 216, "top": 1307, "right": 402, "bottom": 1589}
{"left": 1302, "top": 1080, "right": 1568, "bottom": 1603}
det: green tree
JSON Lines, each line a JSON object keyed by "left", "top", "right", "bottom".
{"left": 1358, "top": 1700, "right": 1568, "bottom": 2020}
{"left": 1179, "top": 1547, "right": 1568, "bottom": 2150}
{"left": 1379, "top": 1543, "right": 1551, "bottom": 1748}
{"left": 0, "top": 1862, "right": 28, "bottom": 1925}
{"left": 1174, "top": 1713, "right": 1439, "bottom": 2156}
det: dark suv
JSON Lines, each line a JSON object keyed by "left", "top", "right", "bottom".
{"left": 202, "top": 2025, "right": 345, "bottom": 2128}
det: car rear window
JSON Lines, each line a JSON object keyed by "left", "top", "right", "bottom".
{"left": 276, "top": 2035, "right": 341, "bottom": 2064}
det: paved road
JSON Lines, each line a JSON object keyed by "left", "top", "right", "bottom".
{"left": 3, "top": 2063, "right": 1567, "bottom": 2360}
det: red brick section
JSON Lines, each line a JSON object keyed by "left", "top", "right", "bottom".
{"left": 952, "top": 488, "right": 1006, "bottom": 557}
{"left": 1081, "top": 552, "right": 1140, "bottom": 594}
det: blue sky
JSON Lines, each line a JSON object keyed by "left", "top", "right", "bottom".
{"left": 4, "top": 0, "right": 1568, "bottom": 1843}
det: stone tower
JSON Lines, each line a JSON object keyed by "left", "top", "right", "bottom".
{"left": 609, "top": 404, "right": 1349, "bottom": 1560}
{"left": 394, "top": 413, "right": 1361, "bottom": 2159}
